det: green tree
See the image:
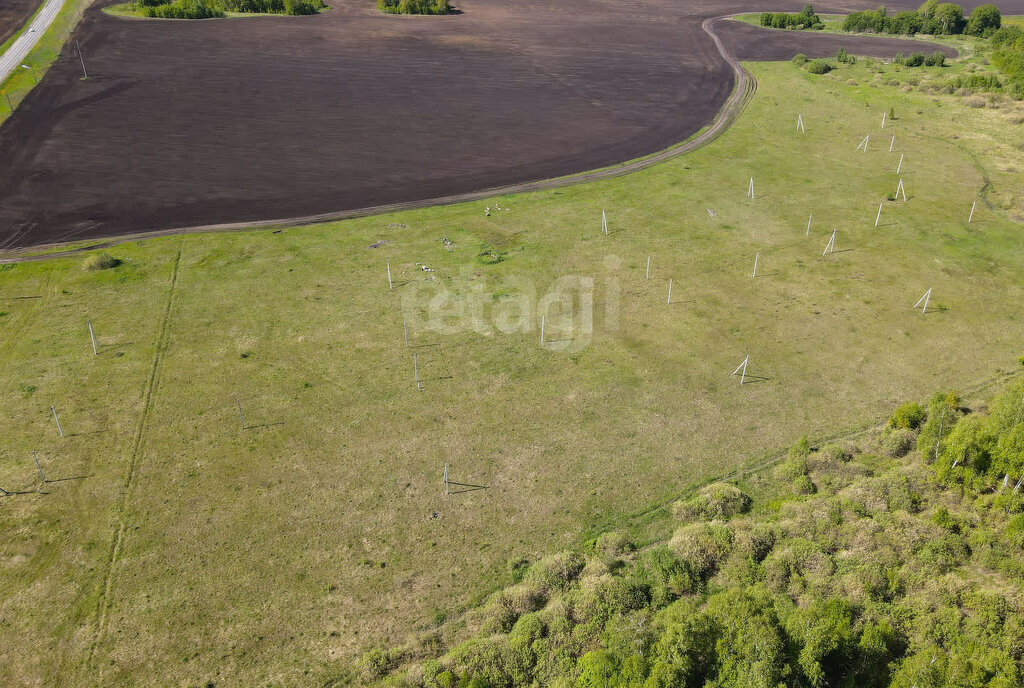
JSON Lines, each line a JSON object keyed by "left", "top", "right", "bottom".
{"left": 932, "top": 3, "right": 966, "bottom": 34}
{"left": 705, "top": 589, "right": 788, "bottom": 688}
{"left": 646, "top": 601, "right": 717, "bottom": 688}
{"left": 965, "top": 4, "right": 1001, "bottom": 37}
{"left": 784, "top": 598, "right": 856, "bottom": 686}
{"left": 917, "top": 391, "right": 961, "bottom": 461}
{"left": 938, "top": 413, "right": 996, "bottom": 485}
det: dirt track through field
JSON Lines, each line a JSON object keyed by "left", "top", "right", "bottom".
{"left": 0, "top": 0, "right": 1015, "bottom": 251}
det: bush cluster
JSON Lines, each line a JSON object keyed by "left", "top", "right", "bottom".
{"left": 376, "top": 0, "right": 449, "bottom": 15}
{"left": 82, "top": 253, "right": 120, "bottom": 271}
{"left": 805, "top": 58, "right": 832, "bottom": 74}
{"left": 842, "top": 2, "right": 1000, "bottom": 37}
{"left": 991, "top": 26, "right": 1024, "bottom": 98}
{"left": 133, "top": 0, "right": 325, "bottom": 18}
{"left": 893, "top": 51, "right": 946, "bottom": 67}
{"left": 672, "top": 482, "right": 752, "bottom": 521}
{"left": 759, "top": 5, "right": 823, "bottom": 30}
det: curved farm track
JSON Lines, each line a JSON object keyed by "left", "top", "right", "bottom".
{"left": 0, "top": 0, "right": 1014, "bottom": 252}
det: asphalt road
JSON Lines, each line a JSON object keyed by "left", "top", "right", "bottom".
{"left": 0, "top": 0, "right": 64, "bottom": 84}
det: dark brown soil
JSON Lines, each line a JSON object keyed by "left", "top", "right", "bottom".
{"left": 0, "top": 0, "right": 1017, "bottom": 249}
{"left": 0, "top": 0, "right": 42, "bottom": 45}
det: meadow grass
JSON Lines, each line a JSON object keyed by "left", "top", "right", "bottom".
{"left": 1, "top": 57, "right": 1024, "bottom": 685}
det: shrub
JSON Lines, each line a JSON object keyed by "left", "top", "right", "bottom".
{"left": 918, "top": 532, "right": 970, "bottom": 573}
{"left": 948, "top": 73, "right": 1002, "bottom": 91}
{"left": 836, "top": 48, "right": 855, "bottom": 64}
{"left": 905, "top": 52, "right": 926, "bottom": 67}
{"left": 789, "top": 436, "right": 812, "bottom": 459}
{"left": 924, "top": 51, "right": 946, "bottom": 67}
{"left": 359, "top": 646, "right": 405, "bottom": 682}
{"left": 82, "top": 253, "right": 120, "bottom": 271}
{"left": 526, "top": 551, "right": 585, "bottom": 591}
{"left": 882, "top": 428, "right": 918, "bottom": 458}
{"left": 673, "top": 482, "right": 752, "bottom": 521}
{"left": 806, "top": 59, "right": 832, "bottom": 74}
{"left": 778, "top": 454, "right": 809, "bottom": 481}
{"left": 636, "top": 546, "right": 696, "bottom": 602}
{"left": 991, "top": 26, "right": 1024, "bottom": 49}
{"left": 793, "top": 474, "right": 816, "bottom": 494}
{"left": 792, "top": 53, "right": 808, "bottom": 66}
{"left": 594, "top": 531, "right": 633, "bottom": 556}
{"left": 888, "top": 402, "right": 926, "bottom": 430}
{"left": 669, "top": 523, "right": 733, "bottom": 581}
{"left": 932, "top": 506, "right": 961, "bottom": 532}
{"left": 815, "top": 443, "right": 850, "bottom": 463}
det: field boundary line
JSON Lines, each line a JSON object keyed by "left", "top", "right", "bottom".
{"left": 83, "top": 246, "right": 182, "bottom": 674}
{"left": 0, "top": 16, "right": 755, "bottom": 263}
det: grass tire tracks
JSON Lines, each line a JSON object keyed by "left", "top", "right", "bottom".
{"left": 0, "top": 16, "right": 756, "bottom": 263}
{"left": 83, "top": 246, "right": 182, "bottom": 675}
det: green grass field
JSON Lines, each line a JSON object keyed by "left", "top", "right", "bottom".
{"left": 2, "top": 56, "right": 1024, "bottom": 685}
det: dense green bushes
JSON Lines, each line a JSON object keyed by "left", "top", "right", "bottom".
{"left": 990, "top": 26, "right": 1024, "bottom": 98}
{"left": 672, "top": 482, "right": 751, "bottom": 520}
{"left": 891, "top": 51, "right": 946, "bottom": 67}
{"left": 893, "top": 51, "right": 948, "bottom": 67}
{"left": 131, "top": 0, "right": 325, "bottom": 18}
{"left": 362, "top": 376, "right": 1024, "bottom": 688}
{"left": 81, "top": 253, "right": 120, "bottom": 271}
{"left": 376, "top": 0, "right": 449, "bottom": 15}
{"left": 221, "top": 0, "right": 326, "bottom": 14}
{"left": 759, "top": 5, "right": 822, "bottom": 30}
{"left": 965, "top": 3, "right": 1002, "bottom": 37}
{"left": 806, "top": 58, "right": 832, "bottom": 74}
{"left": 840, "top": 2, "right": 994, "bottom": 36}
{"left": 137, "top": 0, "right": 223, "bottom": 18}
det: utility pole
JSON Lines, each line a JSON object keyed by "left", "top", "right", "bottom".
{"left": 75, "top": 41, "right": 89, "bottom": 79}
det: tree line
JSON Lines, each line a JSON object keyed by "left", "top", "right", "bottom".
{"left": 759, "top": 5, "right": 824, "bottom": 30}
{"left": 132, "top": 0, "right": 325, "bottom": 19}
{"left": 841, "top": 1, "right": 1002, "bottom": 37}
{"left": 376, "top": 0, "right": 450, "bottom": 15}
